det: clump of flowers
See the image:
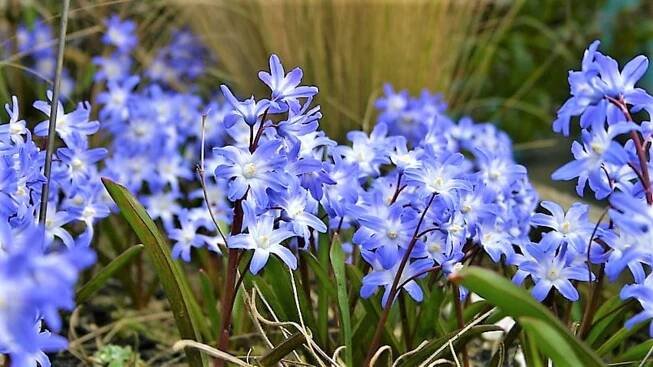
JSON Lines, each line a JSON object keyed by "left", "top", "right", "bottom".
{"left": 344, "top": 87, "right": 537, "bottom": 307}
{"left": 94, "top": 16, "right": 227, "bottom": 260}
{"left": 550, "top": 40, "right": 653, "bottom": 335}
{"left": 0, "top": 93, "right": 103, "bottom": 365}
{"left": 16, "top": 18, "right": 75, "bottom": 96}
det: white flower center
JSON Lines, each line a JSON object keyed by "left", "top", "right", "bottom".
{"left": 257, "top": 235, "right": 270, "bottom": 249}
{"left": 428, "top": 242, "right": 442, "bottom": 253}
{"left": 488, "top": 170, "right": 500, "bottom": 181}
{"left": 546, "top": 268, "right": 560, "bottom": 281}
{"left": 431, "top": 176, "right": 445, "bottom": 190}
{"left": 182, "top": 229, "right": 195, "bottom": 243}
{"left": 71, "top": 158, "right": 85, "bottom": 171}
{"left": 561, "top": 221, "right": 571, "bottom": 234}
{"left": 286, "top": 201, "right": 304, "bottom": 218}
{"left": 15, "top": 185, "right": 27, "bottom": 198}
{"left": 591, "top": 141, "right": 606, "bottom": 154}
{"left": 82, "top": 206, "right": 96, "bottom": 219}
{"left": 387, "top": 230, "right": 398, "bottom": 240}
{"left": 461, "top": 204, "right": 472, "bottom": 214}
{"left": 388, "top": 96, "right": 406, "bottom": 111}
{"left": 243, "top": 162, "right": 257, "bottom": 178}
{"left": 449, "top": 223, "right": 463, "bottom": 234}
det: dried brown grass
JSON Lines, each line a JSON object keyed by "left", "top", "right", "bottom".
{"left": 182, "top": 0, "right": 523, "bottom": 137}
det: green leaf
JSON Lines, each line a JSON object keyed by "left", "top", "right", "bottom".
{"left": 304, "top": 252, "right": 337, "bottom": 299}
{"left": 330, "top": 234, "right": 353, "bottom": 366}
{"left": 76, "top": 244, "right": 144, "bottom": 303}
{"left": 397, "top": 325, "right": 502, "bottom": 367}
{"left": 317, "top": 232, "right": 331, "bottom": 348}
{"left": 199, "top": 270, "right": 221, "bottom": 341}
{"left": 613, "top": 339, "right": 653, "bottom": 363}
{"left": 102, "top": 178, "right": 207, "bottom": 367}
{"left": 585, "top": 295, "right": 624, "bottom": 347}
{"left": 519, "top": 317, "right": 584, "bottom": 367}
{"left": 520, "top": 331, "right": 545, "bottom": 367}
{"left": 452, "top": 266, "right": 605, "bottom": 367}
{"left": 596, "top": 321, "right": 646, "bottom": 356}
{"left": 258, "top": 332, "right": 306, "bottom": 367}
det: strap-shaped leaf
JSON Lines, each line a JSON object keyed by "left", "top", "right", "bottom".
{"left": 452, "top": 266, "right": 605, "bottom": 367}
{"left": 102, "top": 178, "right": 207, "bottom": 367}
{"left": 519, "top": 317, "right": 584, "bottom": 367}
{"left": 330, "top": 234, "right": 353, "bottom": 366}
{"left": 76, "top": 244, "right": 144, "bottom": 303}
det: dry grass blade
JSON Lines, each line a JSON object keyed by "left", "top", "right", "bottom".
{"left": 39, "top": 0, "right": 70, "bottom": 223}
{"left": 173, "top": 340, "right": 255, "bottom": 367}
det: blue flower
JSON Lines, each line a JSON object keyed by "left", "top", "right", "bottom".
{"left": 168, "top": 209, "right": 222, "bottom": 262}
{"left": 421, "top": 230, "right": 464, "bottom": 273}
{"left": 93, "top": 52, "right": 133, "bottom": 82}
{"left": 34, "top": 92, "right": 100, "bottom": 146}
{"left": 214, "top": 140, "right": 286, "bottom": 207}
{"left": 220, "top": 85, "right": 270, "bottom": 128}
{"left": 274, "top": 183, "right": 327, "bottom": 241}
{"left": 552, "top": 120, "right": 634, "bottom": 197}
{"left": 474, "top": 149, "right": 527, "bottom": 194}
{"left": 228, "top": 201, "right": 296, "bottom": 274}
{"left": 621, "top": 274, "right": 653, "bottom": 336}
{"left": 530, "top": 201, "right": 596, "bottom": 253}
{"left": 404, "top": 150, "right": 471, "bottom": 205}
{"left": 43, "top": 204, "right": 75, "bottom": 248}
{"left": 516, "top": 244, "right": 593, "bottom": 301}
{"left": 0, "top": 96, "right": 28, "bottom": 144}
{"left": 103, "top": 15, "right": 138, "bottom": 52}
{"left": 361, "top": 255, "right": 433, "bottom": 305}
{"left": 335, "top": 124, "right": 393, "bottom": 178}
{"left": 0, "top": 222, "right": 94, "bottom": 366}
{"left": 258, "top": 54, "right": 317, "bottom": 112}
{"left": 476, "top": 220, "right": 514, "bottom": 262}
{"left": 57, "top": 134, "right": 107, "bottom": 188}
{"left": 96, "top": 76, "right": 139, "bottom": 122}
{"left": 354, "top": 202, "right": 418, "bottom": 268}
{"left": 554, "top": 40, "right": 653, "bottom": 136}
{"left": 375, "top": 84, "right": 409, "bottom": 123}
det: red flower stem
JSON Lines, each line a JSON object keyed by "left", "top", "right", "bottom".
{"left": 215, "top": 199, "right": 244, "bottom": 367}
{"left": 608, "top": 96, "right": 652, "bottom": 204}
{"left": 363, "top": 192, "right": 437, "bottom": 366}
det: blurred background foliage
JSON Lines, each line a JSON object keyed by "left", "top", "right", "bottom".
{"left": 183, "top": 0, "right": 653, "bottom": 145}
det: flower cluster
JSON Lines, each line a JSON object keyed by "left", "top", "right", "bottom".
{"left": 94, "top": 16, "right": 227, "bottom": 261}
{"left": 551, "top": 41, "right": 653, "bottom": 334}
{"left": 0, "top": 93, "right": 102, "bottom": 365}
{"left": 334, "top": 87, "right": 538, "bottom": 304}
{"left": 16, "top": 18, "right": 75, "bottom": 96}
{"left": 213, "top": 54, "right": 331, "bottom": 273}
